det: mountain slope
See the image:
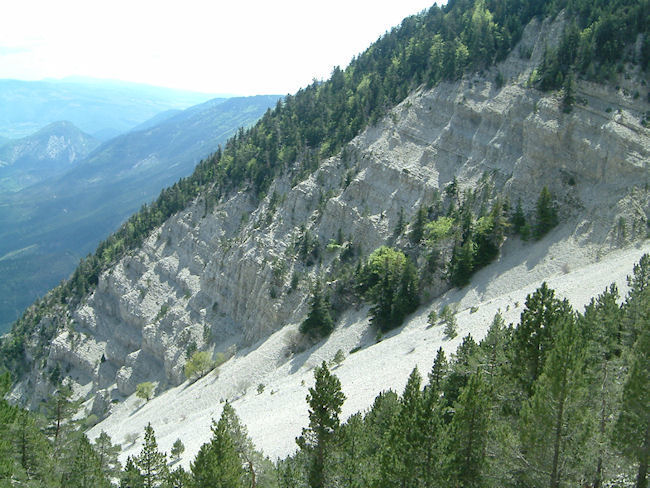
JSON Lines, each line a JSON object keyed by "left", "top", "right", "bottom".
{"left": 0, "top": 3, "right": 648, "bottom": 481}
{"left": 5, "top": 8, "right": 648, "bottom": 407}
{"left": 0, "top": 95, "right": 280, "bottom": 333}
{"left": 85, "top": 236, "right": 650, "bottom": 465}
{"left": 0, "top": 120, "right": 100, "bottom": 192}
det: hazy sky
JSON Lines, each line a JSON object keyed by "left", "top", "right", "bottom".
{"left": 0, "top": 0, "right": 439, "bottom": 96}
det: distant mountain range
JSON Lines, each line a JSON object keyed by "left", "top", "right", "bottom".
{"left": 0, "top": 94, "right": 281, "bottom": 332}
{"left": 0, "top": 78, "right": 221, "bottom": 140}
{"left": 0, "top": 121, "right": 100, "bottom": 192}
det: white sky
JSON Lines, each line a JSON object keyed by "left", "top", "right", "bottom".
{"left": 0, "top": 0, "right": 440, "bottom": 96}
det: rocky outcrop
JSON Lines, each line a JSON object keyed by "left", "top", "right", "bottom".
{"left": 12, "top": 16, "right": 649, "bottom": 409}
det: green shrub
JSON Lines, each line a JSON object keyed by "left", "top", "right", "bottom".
{"left": 184, "top": 351, "right": 215, "bottom": 381}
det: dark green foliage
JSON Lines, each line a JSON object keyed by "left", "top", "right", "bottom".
{"left": 43, "top": 382, "right": 80, "bottom": 443}
{"left": 62, "top": 434, "right": 111, "bottom": 488}
{"left": 93, "top": 431, "right": 122, "bottom": 480}
{"left": 534, "top": 0, "right": 648, "bottom": 90}
{"left": 167, "top": 466, "right": 192, "bottom": 488}
{"left": 191, "top": 409, "right": 245, "bottom": 488}
{"left": 380, "top": 368, "right": 429, "bottom": 487}
{"left": 447, "top": 372, "right": 491, "bottom": 487}
{"left": 428, "top": 347, "right": 449, "bottom": 396}
{"left": 518, "top": 315, "right": 591, "bottom": 487}
{"left": 121, "top": 456, "right": 144, "bottom": 488}
{"left": 300, "top": 281, "right": 334, "bottom": 338}
{"left": 512, "top": 282, "right": 574, "bottom": 396}
{"left": 534, "top": 186, "right": 558, "bottom": 239}
{"left": 511, "top": 198, "right": 530, "bottom": 239}
{"left": 409, "top": 206, "right": 427, "bottom": 244}
{"left": 562, "top": 72, "right": 575, "bottom": 112}
{"left": 614, "top": 325, "right": 650, "bottom": 488}
{"left": 134, "top": 424, "right": 168, "bottom": 488}
{"left": 356, "top": 247, "right": 419, "bottom": 332}
{"left": 296, "top": 362, "right": 345, "bottom": 488}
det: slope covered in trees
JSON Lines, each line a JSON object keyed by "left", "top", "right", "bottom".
{"left": 1, "top": 255, "right": 647, "bottom": 487}
{"left": 1, "top": 0, "right": 647, "bottom": 380}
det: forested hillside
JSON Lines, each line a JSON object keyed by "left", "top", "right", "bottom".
{"left": 0, "top": 0, "right": 648, "bottom": 485}
{"left": 3, "top": 0, "right": 647, "bottom": 377}
{"left": 1, "top": 256, "right": 648, "bottom": 486}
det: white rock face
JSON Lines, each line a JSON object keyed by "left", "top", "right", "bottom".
{"left": 13, "top": 16, "right": 649, "bottom": 409}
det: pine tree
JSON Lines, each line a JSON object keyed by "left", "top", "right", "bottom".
{"left": 446, "top": 335, "right": 479, "bottom": 406}
{"left": 581, "top": 285, "right": 624, "bottom": 487}
{"left": 428, "top": 347, "right": 448, "bottom": 396}
{"left": 512, "top": 283, "right": 574, "bottom": 396}
{"left": 135, "top": 424, "right": 168, "bottom": 488}
{"left": 380, "top": 368, "right": 429, "bottom": 487}
{"left": 170, "top": 439, "right": 185, "bottom": 461}
{"left": 44, "top": 382, "right": 80, "bottom": 444}
{"left": 337, "top": 413, "right": 371, "bottom": 488}
{"left": 479, "top": 312, "right": 509, "bottom": 381}
{"left": 296, "top": 361, "right": 346, "bottom": 488}
{"left": 63, "top": 434, "right": 111, "bottom": 488}
{"left": 519, "top": 317, "right": 592, "bottom": 488}
{"left": 534, "top": 186, "right": 558, "bottom": 239}
{"left": 447, "top": 371, "right": 491, "bottom": 487}
{"left": 450, "top": 233, "right": 476, "bottom": 287}
{"left": 11, "top": 409, "right": 52, "bottom": 483}
{"left": 191, "top": 409, "right": 245, "bottom": 488}
{"left": 300, "top": 280, "right": 334, "bottom": 338}
{"left": 511, "top": 198, "right": 528, "bottom": 238}
{"left": 120, "top": 456, "right": 144, "bottom": 488}
{"left": 93, "top": 431, "right": 122, "bottom": 480}
{"left": 409, "top": 205, "right": 427, "bottom": 244}
{"left": 166, "top": 466, "right": 191, "bottom": 488}
{"left": 614, "top": 326, "right": 650, "bottom": 488}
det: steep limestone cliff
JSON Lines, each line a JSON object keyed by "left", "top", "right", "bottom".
{"left": 10, "top": 16, "right": 649, "bottom": 411}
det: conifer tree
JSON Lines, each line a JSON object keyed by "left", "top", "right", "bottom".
{"left": 614, "top": 326, "right": 650, "bottom": 488}
{"left": 479, "top": 312, "right": 509, "bottom": 381}
{"left": 337, "top": 413, "right": 372, "bottom": 488}
{"left": 120, "top": 456, "right": 144, "bottom": 488}
{"left": 447, "top": 371, "right": 491, "bottom": 487}
{"left": 534, "top": 186, "right": 558, "bottom": 239}
{"left": 170, "top": 439, "right": 185, "bottom": 461}
{"left": 191, "top": 409, "right": 245, "bottom": 488}
{"left": 300, "top": 280, "right": 334, "bottom": 338}
{"left": 512, "top": 283, "right": 574, "bottom": 396}
{"left": 135, "top": 424, "right": 168, "bottom": 488}
{"left": 409, "top": 205, "right": 428, "bottom": 244}
{"left": 380, "top": 368, "right": 427, "bottom": 487}
{"left": 428, "top": 347, "right": 448, "bottom": 396}
{"left": 623, "top": 253, "right": 650, "bottom": 347}
{"left": 511, "top": 198, "right": 528, "bottom": 238}
{"left": 581, "top": 285, "right": 624, "bottom": 487}
{"left": 93, "top": 431, "right": 122, "bottom": 480}
{"left": 11, "top": 409, "right": 51, "bottom": 482}
{"left": 446, "top": 335, "right": 479, "bottom": 406}
{"left": 297, "top": 361, "right": 345, "bottom": 488}
{"left": 166, "top": 466, "right": 191, "bottom": 488}
{"left": 44, "top": 382, "right": 79, "bottom": 444}
{"left": 519, "top": 316, "right": 592, "bottom": 488}
{"left": 62, "top": 434, "right": 111, "bottom": 488}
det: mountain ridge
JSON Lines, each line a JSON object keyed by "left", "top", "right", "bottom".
{"left": 0, "top": 95, "right": 281, "bottom": 333}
